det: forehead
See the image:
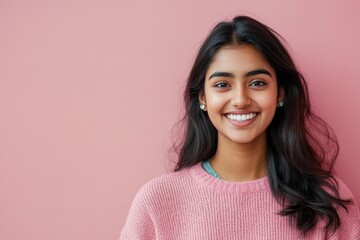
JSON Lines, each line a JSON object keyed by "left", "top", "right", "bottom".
{"left": 206, "top": 44, "right": 274, "bottom": 76}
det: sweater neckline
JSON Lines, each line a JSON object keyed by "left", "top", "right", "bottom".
{"left": 188, "top": 162, "right": 270, "bottom": 194}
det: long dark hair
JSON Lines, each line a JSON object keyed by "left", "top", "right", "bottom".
{"left": 173, "top": 16, "right": 351, "bottom": 234}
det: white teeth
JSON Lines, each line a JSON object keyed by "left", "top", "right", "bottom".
{"left": 226, "top": 113, "right": 257, "bottom": 122}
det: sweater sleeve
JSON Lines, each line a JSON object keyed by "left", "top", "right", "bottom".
{"left": 119, "top": 184, "right": 156, "bottom": 240}
{"left": 327, "top": 178, "right": 360, "bottom": 239}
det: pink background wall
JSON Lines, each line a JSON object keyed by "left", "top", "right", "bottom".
{"left": 1, "top": 1, "right": 359, "bottom": 239}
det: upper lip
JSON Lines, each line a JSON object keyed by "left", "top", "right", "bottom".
{"left": 223, "top": 111, "right": 259, "bottom": 115}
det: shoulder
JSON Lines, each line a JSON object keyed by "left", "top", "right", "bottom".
{"left": 131, "top": 166, "right": 194, "bottom": 209}
{"left": 333, "top": 176, "right": 360, "bottom": 216}
{"left": 329, "top": 176, "right": 360, "bottom": 238}
{"left": 331, "top": 176, "right": 359, "bottom": 211}
{"left": 334, "top": 177, "right": 356, "bottom": 199}
{"left": 120, "top": 167, "right": 195, "bottom": 239}
{"left": 329, "top": 176, "right": 359, "bottom": 214}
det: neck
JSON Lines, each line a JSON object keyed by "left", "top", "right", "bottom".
{"left": 210, "top": 133, "right": 268, "bottom": 182}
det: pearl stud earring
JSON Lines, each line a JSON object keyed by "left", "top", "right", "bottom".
{"left": 278, "top": 100, "right": 284, "bottom": 107}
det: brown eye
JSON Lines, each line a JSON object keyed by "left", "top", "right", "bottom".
{"left": 249, "top": 80, "right": 266, "bottom": 87}
{"left": 214, "top": 82, "right": 229, "bottom": 88}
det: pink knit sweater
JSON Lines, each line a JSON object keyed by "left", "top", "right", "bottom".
{"left": 120, "top": 162, "right": 360, "bottom": 239}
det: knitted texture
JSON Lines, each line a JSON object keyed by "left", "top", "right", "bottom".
{"left": 120, "top": 162, "right": 360, "bottom": 239}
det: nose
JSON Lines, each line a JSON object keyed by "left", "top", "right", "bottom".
{"left": 231, "top": 86, "right": 251, "bottom": 108}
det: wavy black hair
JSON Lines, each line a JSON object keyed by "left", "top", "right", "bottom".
{"left": 173, "top": 15, "right": 352, "bottom": 234}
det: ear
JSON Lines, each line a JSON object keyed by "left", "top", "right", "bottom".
{"left": 278, "top": 87, "right": 284, "bottom": 99}
{"left": 199, "top": 90, "right": 206, "bottom": 105}
{"left": 277, "top": 87, "right": 285, "bottom": 107}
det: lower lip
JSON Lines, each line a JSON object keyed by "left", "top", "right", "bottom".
{"left": 225, "top": 114, "right": 258, "bottom": 127}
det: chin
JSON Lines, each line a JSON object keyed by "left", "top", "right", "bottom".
{"left": 227, "top": 136, "right": 258, "bottom": 145}
{"left": 225, "top": 131, "right": 266, "bottom": 145}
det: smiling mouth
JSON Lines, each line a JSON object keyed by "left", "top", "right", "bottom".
{"left": 225, "top": 113, "right": 258, "bottom": 122}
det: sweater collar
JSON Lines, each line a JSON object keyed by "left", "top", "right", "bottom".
{"left": 188, "top": 162, "right": 270, "bottom": 194}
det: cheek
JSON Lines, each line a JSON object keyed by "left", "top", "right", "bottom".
{"left": 204, "top": 89, "right": 223, "bottom": 108}
{"left": 255, "top": 89, "right": 278, "bottom": 109}
{"left": 207, "top": 96, "right": 224, "bottom": 109}
{"left": 204, "top": 92, "right": 227, "bottom": 124}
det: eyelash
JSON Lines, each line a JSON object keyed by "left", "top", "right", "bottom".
{"left": 214, "top": 80, "right": 267, "bottom": 88}
{"left": 249, "top": 80, "right": 267, "bottom": 87}
{"left": 214, "top": 82, "right": 229, "bottom": 88}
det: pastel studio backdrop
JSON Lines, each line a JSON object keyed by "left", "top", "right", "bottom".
{"left": 0, "top": 1, "right": 359, "bottom": 239}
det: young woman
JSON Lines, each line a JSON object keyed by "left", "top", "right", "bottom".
{"left": 120, "top": 16, "right": 360, "bottom": 239}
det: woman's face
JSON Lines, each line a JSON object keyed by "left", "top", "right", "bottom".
{"left": 200, "top": 44, "right": 282, "bottom": 146}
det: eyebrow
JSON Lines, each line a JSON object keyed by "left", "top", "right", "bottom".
{"left": 208, "top": 69, "right": 272, "bottom": 80}
{"left": 245, "top": 69, "right": 272, "bottom": 78}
